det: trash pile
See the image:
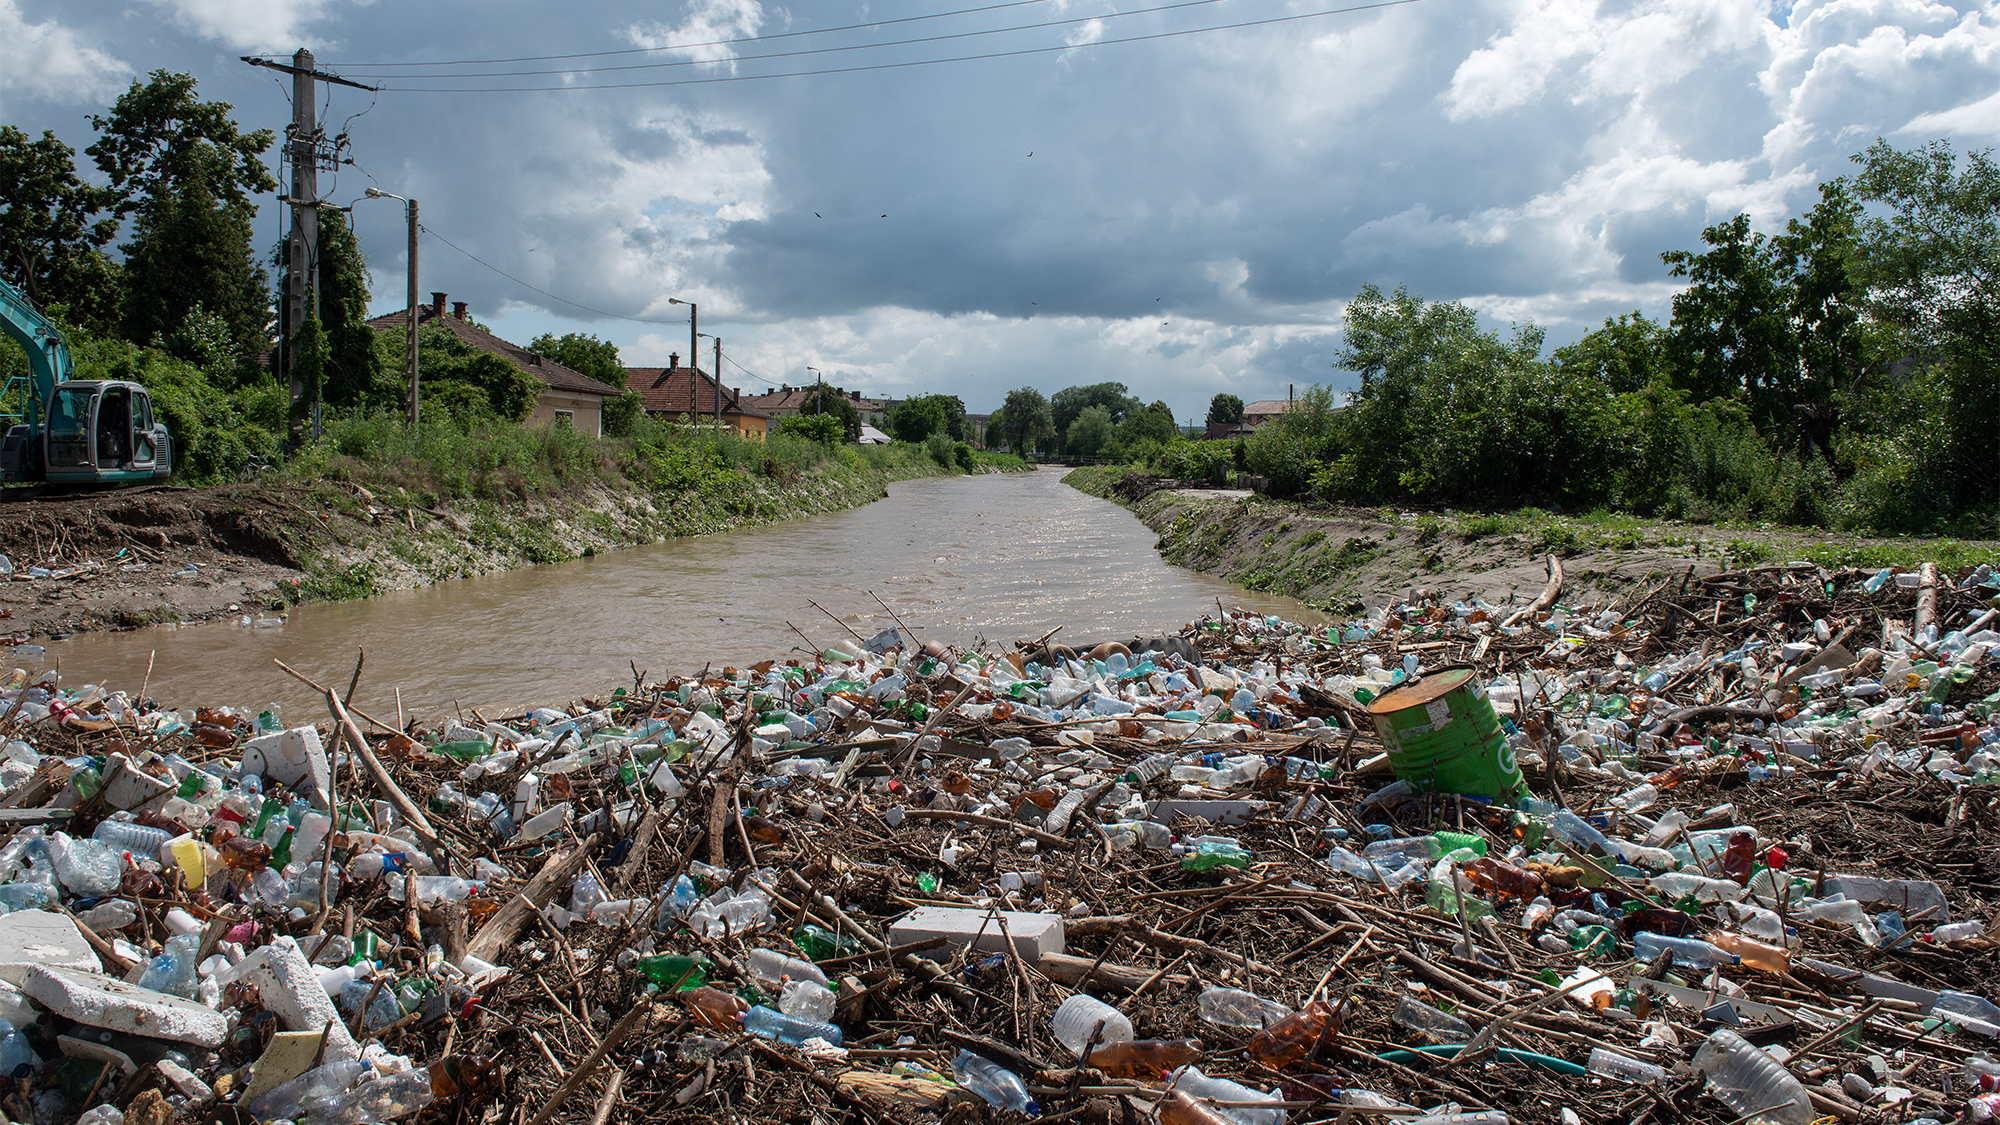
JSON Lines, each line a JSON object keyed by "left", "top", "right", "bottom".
{"left": 0, "top": 556, "right": 1995, "bottom": 1125}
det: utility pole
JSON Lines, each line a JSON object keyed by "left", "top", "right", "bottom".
{"left": 713, "top": 335, "right": 722, "bottom": 430}
{"left": 242, "top": 51, "right": 377, "bottom": 419}
{"left": 405, "top": 198, "right": 418, "bottom": 426}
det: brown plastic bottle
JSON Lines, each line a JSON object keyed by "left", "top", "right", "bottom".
{"left": 1462, "top": 856, "right": 1544, "bottom": 899}
{"left": 1087, "top": 1038, "right": 1203, "bottom": 1079}
{"left": 682, "top": 985, "right": 749, "bottom": 1032}
{"left": 1710, "top": 932, "right": 1790, "bottom": 973}
{"left": 1156, "top": 1089, "right": 1236, "bottom": 1125}
{"left": 1246, "top": 996, "right": 1340, "bottom": 1069}
{"left": 219, "top": 833, "right": 273, "bottom": 872}
{"left": 1011, "top": 787, "right": 1060, "bottom": 812}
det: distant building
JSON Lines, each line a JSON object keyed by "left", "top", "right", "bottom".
{"left": 742, "top": 385, "right": 892, "bottom": 422}
{"left": 628, "top": 356, "right": 770, "bottom": 439}
{"left": 1242, "top": 399, "right": 1296, "bottom": 427}
{"left": 366, "top": 292, "right": 622, "bottom": 436}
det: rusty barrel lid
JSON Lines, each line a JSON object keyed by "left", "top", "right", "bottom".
{"left": 1364, "top": 666, "right": 1478, "bottom": 715}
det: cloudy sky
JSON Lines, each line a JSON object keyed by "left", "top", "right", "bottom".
{"left": 6, "top": 0, "right": 1996, "bottom": 419}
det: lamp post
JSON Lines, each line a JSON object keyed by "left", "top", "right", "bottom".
{"left": 667, "top": 297, "right": 696, "bottom": 426}
{"left": 698, "top": 332, "right": 722, "bottom": 431}
{"left": 364, "top": 188, "right": 419, "bottom": 426}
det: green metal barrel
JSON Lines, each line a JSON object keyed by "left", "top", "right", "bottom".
{"left": 1365, "top": 667, "right": 1524, "bottom": 801}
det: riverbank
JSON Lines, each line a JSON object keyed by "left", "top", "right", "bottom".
{"left": 0, "top": 449, "right": 1022, "bottom": 641}
{"left": 1065, "top": 465, "right": 2000, "bottom": 613}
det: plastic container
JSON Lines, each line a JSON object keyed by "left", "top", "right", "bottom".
{"left": 92, "top": 819, "right": 170, "bottom": 859}
{"left": 1051, "top": 993, "right": 1134, "bottom": 1055}
{"left": 954, "top": 1050, "right": 1038, "bottom": 1115}
{"left": 1156, "top": 1089, "right": 1236, "bottom": 1125}
{"left": 243, "top": 1059, "right": 373, "bottom": 1121}
{"left": 1632, "top": 933, "right": 1739, "bottom": 969}
{"left": 779, "top": 979, "right": 836, "bottom": 1023}
{"left": 1391, "top": 996, "right": 1473, "bottom": 1044}
{"left": 1197, "top": 986, "right": 1291, "bottom": 1029}
{"left": 1165, "top": 1067, "right": 1283, "bottom": 1125}
{"left": 1088, "top": 1038, "right": 1203, "bottom": 1079}
{"left": 0, "top": 1017, "right": 38, "bottom": 1078}
{"left": 741, "top": 1005, "right": 842, "bottom": 1046}
{"left": 747, "top": 947, "right": 830, "bottom": 988}
{"left": 303, "top": 1067, "right": 434, "bottom": 1125}
{"left": 1248, "top": 996, "right": 1337, "bottom": 1068}
{"left": 1709, "top": 933, "right": 1790, "bottom": 973}
{"left": 1691, "top": 1028, "right": 1812, "bottom": 1125}
{"left": 1586, "top": 1048, "right": 1667, "bottom": 1083}
{"left": 1933, "top": 991, "right": 2000, "bottom": 1036}
{"left": 1365, "top": 668, "right": 1524, "bottom": 801}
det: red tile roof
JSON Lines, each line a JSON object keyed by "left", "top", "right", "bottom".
{"left": 627, "top": 366, "right": 769, "bottom": 418}
{"left": 365, "top": 306, "right": 623, "bottom": 398}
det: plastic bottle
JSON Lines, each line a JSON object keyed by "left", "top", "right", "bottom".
{"left": 303, "top": 1067, "right": 435, "bottom": 1125}
{"left": 1165, "top": 1067, "right": 1281, "bottom": 1125}
{"left": 1197, "top": 986, "right": 1291, "bottom": 1029}
{"left": 1586, "top": 1048, "right": 1667, "bottom": 1083}
{"left": 243, "top": 1059, "right": 374, "bottom": 1122}
{"left": 1050, "top": 994, "right": 1134, "bottom": 1055}
{"left": 1691, "top": 1029, "right": 1813, "bottom": 1125}
{"left": 953, "top": 1050, "right": 1038, "bottom": 1115}
{"left": 1247, "top": 996, "right": 1339, "bottom": 1069}
{"left": 1932, "top": 991, "right": 2000, "bottom": 1036}
{"left": 1549, "top": 810, "right": 1611, "bottom": 853}
{"left": 1088, "top": 1038, "right": 1203, "bottom": 1079}
{"left": 779, "top": 979, "right": 837, "bottom": 1023}
{"left": 92, "top": 819, "right": 170, "bottom": 860}
{"left": 1461, "top": 857, "right": 1543, "bottom": 899}
{"left": 1391, "top": 996, "right": 1473, "bottom": 1044}
{"left": 1632, "top": 933, "right": 1740, "bottom": 969}
{"left": 1156, "top": 1088, "right": 1237, "bottom": 1125}
{"left": 741, "top": 1005, "right": 843, "bottom": 1046}
{"left": 0, "top": 1018, "right": 38, "bottom": 1078}
{"left": 1709, "top": 933, "right": 1790, "bottom": 973}
{"left": 1933, "top": 920, "right": 1987, "bottom": 943}
{"left": 683, "top": 985, "right": 750, "bottom": 1032}
{"left": 635, "top": 955, "right": 711, "bottom": 991}
{"left": 747, "top": 947, "right": 830, "bottom": 988}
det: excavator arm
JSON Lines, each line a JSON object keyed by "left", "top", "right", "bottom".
{"left": 0, "top": 274, "right": 68, "bottom": 436}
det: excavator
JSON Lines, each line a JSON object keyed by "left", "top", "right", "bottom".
{"left": 0, "top": 274, "right": 172, "bottom": 484}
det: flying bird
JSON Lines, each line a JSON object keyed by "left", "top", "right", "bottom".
{"left": 1027, "top": 151, "right": 1033, "bottom": 157}
{"left": 814, "top": 212, "right": 821, "bottom": 218}
{"left": 880, "top": 214, "right": 888, "bottom": 218}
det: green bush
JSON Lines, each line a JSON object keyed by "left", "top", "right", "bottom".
{"left": 774, "top": 413, "right": 844, "bottom": 445}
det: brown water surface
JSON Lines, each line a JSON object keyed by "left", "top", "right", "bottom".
{"left": 38, "top": 468, "right": 1320, "bottom": 720}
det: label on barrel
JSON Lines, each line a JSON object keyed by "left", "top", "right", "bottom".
{"left": 1425, "top": 699, "right": 1452, "bottom": 728}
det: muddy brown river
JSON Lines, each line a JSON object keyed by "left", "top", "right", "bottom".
{"left": 34, "top": 468, "right": 1321, "bottom": 720}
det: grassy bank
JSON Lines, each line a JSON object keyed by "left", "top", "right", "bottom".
{"left": 1066, "top": 465, "right": 2000, "bottom": 612}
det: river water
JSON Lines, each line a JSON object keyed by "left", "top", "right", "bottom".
{"left": 40, "top": 468, "right": 1321, "bottom": 720}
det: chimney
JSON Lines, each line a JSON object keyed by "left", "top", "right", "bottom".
{"left": 669, "top": 352, "right": 679, "bottom": 372}
{"left": 430, "top": 292, "right": 447, "bottom": 321}
{"left": 850, "top": 390, "right": 860, "bottom": 401}
{"left": 452, "top": 301, "right": 468, "bottom": 321}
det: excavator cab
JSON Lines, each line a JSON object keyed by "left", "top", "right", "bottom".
{"left": 33, "top": 381, "right": 171, "bottom": 483}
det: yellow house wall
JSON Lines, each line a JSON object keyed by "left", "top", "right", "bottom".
{"left": 528, "top": 393, "right": 604, "bottom": 438}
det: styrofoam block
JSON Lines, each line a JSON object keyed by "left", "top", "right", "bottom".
{"left": 0, "top": 910, "right": 101, "bottom": 984}
{"left": 102, "top": 753, "right": 174, "bottom": 814}
{"left": 888, "top": 906, "right": 1066, "bottom": 960}
{"left": 1145, "top": 799, "right": 1271, "bottom": 826}
{"left": 19, "top": 965, "right": 227, "bottom": 1048}
{"left": 242, "top": 727, "right": 332, "bottom": 802}
{"left": 215, "top": 936, "right": 360, "bottom": 1064}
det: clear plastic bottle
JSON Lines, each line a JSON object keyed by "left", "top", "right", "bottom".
{"left": 1933, "top": 991, "right": 2000, "bottom": 1037}
{"left": 137, "top": 933, "right": 201, "bottom": 998}
{"left": 1691, "top": 1029, "right": 1812, "bottom": 1125}
{"left": 1050, "top": 994, "right": 1134, "bottom": 1055}
{"left": 0, "top": 1017, "right": 39, "bottom": 1078}
{"left": 1391, "top": 996, "right": 1473, "bottom": 1044}
{"left": 1164, "top": 1067, "right": 1281, "bottom": 1125}
{"left": 779, "top": 979, "right": 836, "bottom": 1023}
{"left": 747, "top": 947, "right": 830, "bottom": 988}
{"left": 1586, "top": 1048, "right": 1667, "bottom": 1083}
{"left": 92, "top": 819, "right": 170, "bottom": 859}
{"left": 242, "top": 1059, "right": 374, "bottom": 1121}
{"left": 1197, "top": 986, "right": 1291, "bottom": 1029}
{"left": 741, "top": 1005, "right": 842, "bottom": 1046}
{"left": 953, "top": 1050, "right": 1038, "bottom": 1115}
{"left": 303, "top": 1067, "right": 435, "bottom": 1125}
{"left": 1632, "top": 933, "right": 1739, "bottom": 969}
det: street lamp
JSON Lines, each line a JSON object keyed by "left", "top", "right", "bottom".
{"left": 363, "top": 187, "right": 420, "bottom": 426}
{"left": 666, "top": 297, "right": 697, "bottom": 422}
{"left": 698, "top": 331, "right": 722, "bottom": 429}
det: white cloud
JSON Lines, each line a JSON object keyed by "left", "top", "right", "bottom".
{"left": 0, "top": 1, "right": 127, "bottom": 108}
{"left": 140, "top": 0, "right": 339, "bottom": 52}
{"left": 626, "top": 0, "right": 765, "bottom": 65}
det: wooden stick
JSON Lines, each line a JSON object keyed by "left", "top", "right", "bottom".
{"left": 587, "top": 1067, "right": 626, "bottom": 1125}
{"left": 343, "top": 648, "right": 365, "bottom": 706}
{"left": 465, "top": 834, "right": 601, "bottom": 964}
{"left": 1501, "top": 554, "right": 1564, "bottom": 628}
{"left": 894, "top": 808, "right": 1072, "bottom": 850}
{"left": 325, "top": 689, "right": 446, "bottom": 866}
{"left": 867, "top": 590, "right": 919, "bottom": 647}
{"left": 272, "top": 659, "right": 403, "bottom": 733}
{"left": 523, "top": 999, "right": 652, "bottom": 1125}
{"left": 806, "top": 598, "right": 869, "bottom": 643}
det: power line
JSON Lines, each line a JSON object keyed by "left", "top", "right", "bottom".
{"left": 300, "top": 0, "right": 1245, "bottom": 80}
{"left": 365, "top": 0, "right": 1422, "bottom": 92}
{"left": 417, "top": 223, "right": 689, "bottom": 325}
{"left": 287, "top": 0, "right": 1062, "bottom": 68}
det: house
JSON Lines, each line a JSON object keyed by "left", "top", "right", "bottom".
{"left": 741, "top": 385, "right": 891, "bottom": 423}
{"left": 366, "top": 292, "right": 622, "bottom": 436}
{"left": 627, "top": 356, "right": 770, "bottom": 439}
{"left": 1241, "top": 399, "right": 1297, "bottom": 427}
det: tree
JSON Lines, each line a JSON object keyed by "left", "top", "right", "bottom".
{"left": 775, "top": 413, "right": 843, "bottom": 444}
{"left": 1050, "top": 382, "right": 1138, "bottom": 452}
{"left": 311, "top": 209, "right": 384, "bottom": 406}
{"left": 1849, "top": 138, "right": 2000, "bottom": 512}
{"left": 1205, "top": 393, "right": 1244, "bottom": 425}
{"left": 411, "top": 324, "right": 540, "bottom": 422}
{"left": 0, "top": 127, "right": 121, "bottom": 333}
{"left": 1066, "top": 405, "right": 1114, "bottom": 457}
{"left": 90, "top": 72, "right": 275, "bottom": 361}
{"left": 1659, "top": 215, "right": 1805, "bottom": 427}
{"left": 602, "top": 390, "right": 644, "bottom": 437}
{"left": 1121, "top": 400, "right": 1178, "bottom": 446}
{"left": 798, "top": 384, "right": 861, "bottom": 441}
{"left": 529, "top": 331, "right": 627, "bottom": 390}
{"left": 1551, "top": 312, "right": 1666, "bottom": 395}
{"left": 999, "top": 386, "right": 1053, "bottom": 454}
{"left": 889, "top": 393, "right": 965, "bottom": 442}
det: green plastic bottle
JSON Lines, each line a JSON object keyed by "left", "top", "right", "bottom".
{"left": 1431, "top": 831, "right": 1487, "bottom": 857}
{"left": 1175, "top": 840, "right": 1251, "bottom": 871}
{"left": 792, "top": 923, "right": 861, "bottom": 962}
{"left": 636, "top": 955, "right": 712, "bottom": 991}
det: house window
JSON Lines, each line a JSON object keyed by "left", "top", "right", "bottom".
{"left": 553, "top": 411, "right": 574, "bottom": 428}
